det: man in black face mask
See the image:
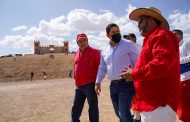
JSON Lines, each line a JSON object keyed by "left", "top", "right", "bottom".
{"left": 95, "top": 23, "right": 139, "bottom": 122}
{"left": 111, "top": 32, "right": 121, "bottom": 43}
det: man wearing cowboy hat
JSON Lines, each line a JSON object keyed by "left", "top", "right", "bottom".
{"left": 120, "top": 7, "right": 180, "bottom": 122}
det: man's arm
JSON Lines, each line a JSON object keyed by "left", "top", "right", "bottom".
{"left": 96, "top": 55, "right": 107, "bottom": 84}
{"left": 95, "top": 55, "right": 107, "bottom": 95}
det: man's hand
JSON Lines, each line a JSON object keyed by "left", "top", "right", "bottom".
{"left": 120, "top": 65, "right": 133, "bottom": 81}
{"left": 95, "top": 83, "right": 101, "bottom": 95}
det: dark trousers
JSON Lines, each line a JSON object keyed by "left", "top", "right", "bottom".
{"left": 110, "top": 80, "right": 135, "bottom": 122}
{"left": 71, "top": 82, "right": 99, "bottom": 122}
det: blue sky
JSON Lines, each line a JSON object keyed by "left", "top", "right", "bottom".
{"left": 0, "top": 0, "right": 190, "bottom": 56}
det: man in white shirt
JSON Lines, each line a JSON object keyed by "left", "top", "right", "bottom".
{"left": 173, "top": 29, "right": 190, "bottom": 122}
{"left": 95, "top": 23, "right": 139, "bottom": 122}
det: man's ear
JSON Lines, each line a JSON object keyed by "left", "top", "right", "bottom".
{"left": 106, "top": 33, "right": 109, "bottom": 38}
{"left": 180, "top": 35, "right": 183, "bottom": 40}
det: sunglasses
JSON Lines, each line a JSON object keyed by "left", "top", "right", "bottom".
{"left": 138, "top": 16, "right": 150, "bottom": 25}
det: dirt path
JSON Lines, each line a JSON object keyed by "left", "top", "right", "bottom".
{"left": 0, "top": 78, "right": 118, "bottom": 122}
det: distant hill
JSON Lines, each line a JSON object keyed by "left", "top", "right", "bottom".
{"left": 0, "top": 53, "right": 74, "bottom": 82}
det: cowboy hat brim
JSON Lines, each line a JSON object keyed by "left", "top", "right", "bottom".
{"left": 129, "top": 8, "right": 169, "bottom": 30}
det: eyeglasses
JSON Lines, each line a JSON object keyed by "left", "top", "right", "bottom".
{"left": 138, "top": 18, "right": 145, "bottom": 25}
{"left": 138, "top": 17, "right": 149, "bottom": 25}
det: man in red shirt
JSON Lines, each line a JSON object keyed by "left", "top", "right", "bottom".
{"left": 71, "top": 33, "right": 100, "bottom": 122}
{"left": 120, "top": 7, "right": 180, "bottom": 122}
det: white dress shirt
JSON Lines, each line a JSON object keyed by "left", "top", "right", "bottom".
{"left": 180, "top": 40, "right": 190, "bottom": 82}
{"left": 96, "top": 38, "right": 139, "bottom": 84}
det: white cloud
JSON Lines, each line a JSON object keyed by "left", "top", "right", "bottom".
{"left": 184, "top": 33, "right": 190, "bottom": 42}
{"left": 168, "top": 10, "right": 190, "bottom": 43}
{"left": 0, "top": 4, "right": 143, "bottom": 55}
{"left": 169, "top": 11, "right": 190, "bottom": 32}
{"left": 27, "top": 16, "right": 71, "bottom": 36}
{"left": 125, "top": 4, "right": 137, "bottom": 17}
{"left": 0, "top": 35, "right": 34, "bottom": 49}
{"left": 2, "top": 4, "right": 190, "bottom": 57}
{"left": 12, "top": 25, "right": 28, "bottom": 31}
{"left": 67, "top": 9, "right": 117, "bottom": 33}
{"left": 88, "top": 34, "right": 108, "bottom": 49}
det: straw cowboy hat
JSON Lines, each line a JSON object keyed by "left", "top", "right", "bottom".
{"left": 129, "top": 7, "right": 169, "bottom": 30}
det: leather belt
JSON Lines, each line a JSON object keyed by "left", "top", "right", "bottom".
{"left": 111, "top": 79, "right": 126, "bottom": 84}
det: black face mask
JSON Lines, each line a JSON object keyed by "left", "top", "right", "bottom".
{"left": 111, "top": 33, "right": 121, "bottom": 43}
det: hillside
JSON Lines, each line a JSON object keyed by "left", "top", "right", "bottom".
{"left": 0, "top": 53, "right": 74, "bottom": 82}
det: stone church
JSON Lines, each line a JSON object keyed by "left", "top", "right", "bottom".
{"left": 34, "top": 40, "right": 69, "bottom": 54}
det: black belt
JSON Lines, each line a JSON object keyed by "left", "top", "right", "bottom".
{"left": 111, "top": 79, "right": 134, "bottom": 85}
{"left": 111, "top": 79, "right": 126, "bottom": 84}
{"left": 184, "top": 62, "right": 190, "bottom": 67}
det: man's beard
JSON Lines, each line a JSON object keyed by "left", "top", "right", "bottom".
{"left": 139, "top": 21, "right": 148, "bottom": 36}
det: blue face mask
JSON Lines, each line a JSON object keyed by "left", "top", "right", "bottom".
{"left": 111, "top": 33, "right": 121, "bottom": 43}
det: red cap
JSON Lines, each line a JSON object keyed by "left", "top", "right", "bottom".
{"left": 76, "top": 33, "right": 87, "bottom": 41}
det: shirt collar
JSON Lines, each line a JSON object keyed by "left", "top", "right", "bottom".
{"left": 79, "top": 45, "right": 90, "bottom": 53}
{"left": 109, "top": 39, "right": 122, "bottom": 48}
{"left": 144, "top": 27, "right": 160, "bottom": 38}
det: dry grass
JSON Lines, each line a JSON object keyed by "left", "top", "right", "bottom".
{"left": 0, "top": 53, "right": 74, "bottom": 82}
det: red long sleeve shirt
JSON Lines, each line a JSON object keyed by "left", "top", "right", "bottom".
{"left": 74, "top": 46, "right": 100, "bottom": 87}
{"left": 132, "top": 27, "right": 180, "bottom": 112}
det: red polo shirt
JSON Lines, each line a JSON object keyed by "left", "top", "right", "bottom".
{"left": 74, "top": 46, "right": 100, "bottom": 86}
{"left": 132, "top": 27, "right": 180, "bottom": 112}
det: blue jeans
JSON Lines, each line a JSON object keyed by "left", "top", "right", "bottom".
{"left": 110, "top": 80, "right": 135, "bottom": 122}
{"left": 71, "top": 82, "right": 99, "bottom": 122}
